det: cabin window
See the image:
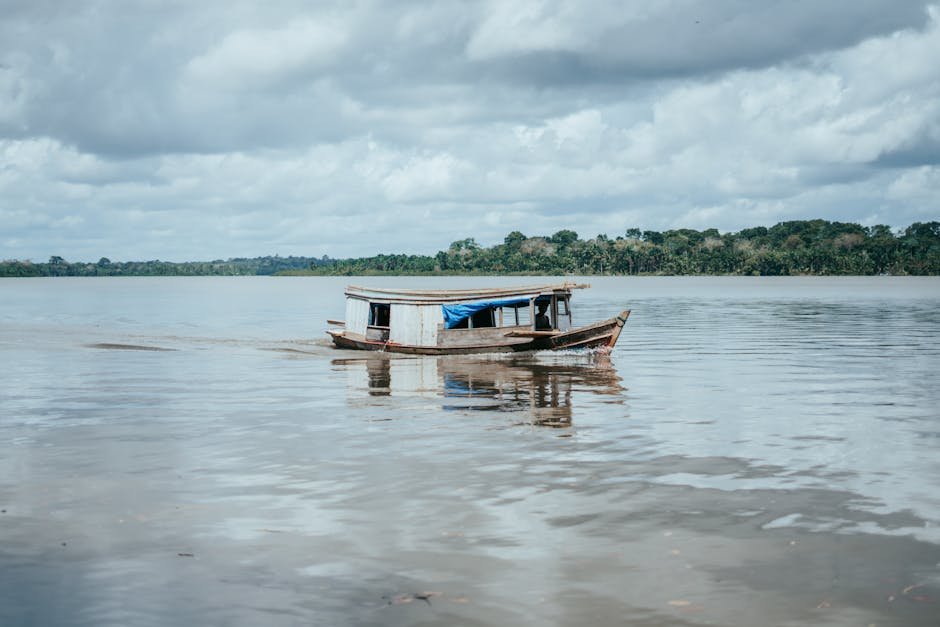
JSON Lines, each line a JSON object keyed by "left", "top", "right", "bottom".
{"left": 555, "top": 296, "right": 572, "bottom": 332}
{"left": 470, "top": 308, "right": 495, "bottom": 328}
{"left": 369, "top": 303, "right": 390, "bottom": 328}
{"left": 452, "top": 307, "right": 496, "bottom": 329}
{"left": 487, "top": 305, "right": 530, "bottom": 328}
{"left": 443, "top": 300, "right": 532, "bottom": 330}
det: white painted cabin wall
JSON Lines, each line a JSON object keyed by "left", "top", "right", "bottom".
{"left": 346, "top": 298, "right": 370, "bottom": 335}
{"left": 389, "top": 304, "right": 441, "bottom": 347}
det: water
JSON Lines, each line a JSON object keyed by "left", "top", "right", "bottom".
{"left": 1, "top": 276, "right": 938, "bottom": 626}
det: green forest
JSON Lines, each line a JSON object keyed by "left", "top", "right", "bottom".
{"left": 2, "top": 220, "right": 938, "bottom": 277}
{"left": 0, "top": 255, "right": 332, "bottom": 277}
{"left": 306, "top": 220, "right": 940, "bottom": 276}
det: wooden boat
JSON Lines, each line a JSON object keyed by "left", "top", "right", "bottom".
{"left": 326, "top": 282, "right": 630, "bottom": 355}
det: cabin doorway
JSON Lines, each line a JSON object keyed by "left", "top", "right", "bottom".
{"left": 367, "top": 302, "right": 391, "bottom": 341}
{"left": 369, "top": 303, "right": 390, "bottom": 327}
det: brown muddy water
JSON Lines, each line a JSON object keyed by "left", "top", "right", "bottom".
{"left": 1, "top": 276, "right": 939, "bottom": 626}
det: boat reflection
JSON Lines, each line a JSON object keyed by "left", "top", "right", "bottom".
{"left": 332, "top": 353, "right": 624, "bottom": 427}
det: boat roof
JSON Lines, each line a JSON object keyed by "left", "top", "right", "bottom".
{"left": 345, "top": 282, "right": 589, "bottom": 304}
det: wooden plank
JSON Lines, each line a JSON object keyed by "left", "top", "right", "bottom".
{"left": 438, "top": 326, "right": 532, "bottom": 348}
{"left": 349, "top": 282, "right": 588, "bottom": 295}
{"left": 345, "top": 282, "right": 589, "bottom": 304}
{"left": 504, "top": 330, "right": 559, "bottom": 338}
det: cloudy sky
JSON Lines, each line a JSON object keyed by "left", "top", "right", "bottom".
{"left": 2, "top": 1, "right": 939, "bottom": 261}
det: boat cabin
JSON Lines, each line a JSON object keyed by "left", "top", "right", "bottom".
{"left": 328, "top": 282, "right": 629, "bottom": 354}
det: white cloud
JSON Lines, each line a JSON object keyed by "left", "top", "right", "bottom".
{"left": 887, "top": 166, "right": 940, "bottom": 203}
{"left": 465, "top": 0, "right": 584, "bottom": 60}
{"left": 0, "top": 1, "right": 938, "bottom": 261}
{"left": 380, "top": 152, "right": 472, "bottom": 203}
{"left": 184, "top": 18, "right": 348, "bottom": 90}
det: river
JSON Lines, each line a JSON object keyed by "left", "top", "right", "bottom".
{"left": 1, "top": 276, "right": 938, "bottom": 626}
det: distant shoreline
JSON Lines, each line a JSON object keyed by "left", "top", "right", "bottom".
{"left": 3, "top": 219, "right": 938, "bottom": 277}
{"left": 0, "top": 271, "right": 930, "bottom": 278}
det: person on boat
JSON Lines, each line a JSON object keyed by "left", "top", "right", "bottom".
{"left": 535, "top": 302, "right": 552, "bottom": 330}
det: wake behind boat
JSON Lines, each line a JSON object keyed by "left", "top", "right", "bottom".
{"left": 326, "top": 282, "right": 629, "bottom": 354}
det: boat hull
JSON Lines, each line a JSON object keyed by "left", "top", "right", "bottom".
{"left": 328, "top": 310, "right": 630, "bottom": 355}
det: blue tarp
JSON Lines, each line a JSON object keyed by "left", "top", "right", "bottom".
{"left": 442, "top": 297, "right": 531, "bottom": 329}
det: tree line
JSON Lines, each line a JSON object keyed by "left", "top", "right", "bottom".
{"left": 307, "top": 220, "right": 940, "bottom": 276}
{"left": 2, "top": 220, "right": 938, "bottom": 277}
{"left": 0, "top": 255, "right": 333, "bottom": 277}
